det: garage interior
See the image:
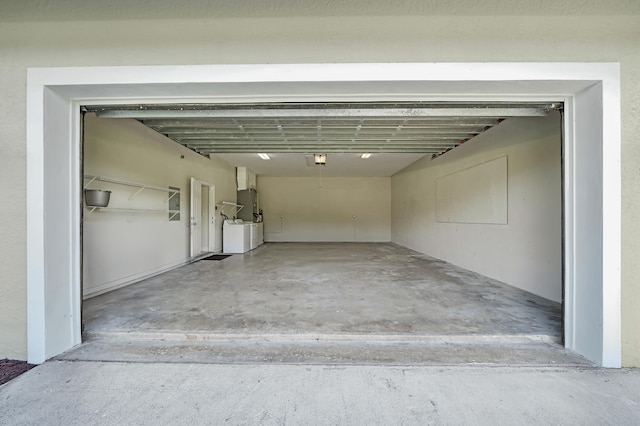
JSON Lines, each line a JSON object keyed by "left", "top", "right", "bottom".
{"left": 71, "top": 102, "right": 590, "bottom": 365}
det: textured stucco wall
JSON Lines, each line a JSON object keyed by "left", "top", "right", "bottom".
{"left": 0, "top": 1, "right": 638, "bottom": 364}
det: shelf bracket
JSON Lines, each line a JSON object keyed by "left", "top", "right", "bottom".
{"left": 84, "top": 176, "right": 97, "bottom": 190}
{"left": 129, "top": 186, "right": 147, "bottom": 200}
{"left": 167, "top": 191, "right": 178, "bottom": 203}
{"left": 217, "top": 201, "right": 244, "bottom": 218}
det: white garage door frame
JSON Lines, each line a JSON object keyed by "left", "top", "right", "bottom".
{"left": 26, "top": 62, "right": 621, "bottom": 367}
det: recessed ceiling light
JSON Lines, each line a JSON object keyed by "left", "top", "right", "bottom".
{"left": 360, "top": 153, "right": 372, "bottom": 159}
{"left": 258, "top": 153, "right": 271, "bottom": 160}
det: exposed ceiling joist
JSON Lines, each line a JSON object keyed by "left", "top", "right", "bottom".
{"left": 176, "top": 137, "right": 476, "bottom": 143}
{"left": 160, "top": 129, "right": 482, "bottom": 136}
{"left": 86, "top": 102, "right": 559, "bottom": 157}
{"left": 139, "top": 119, "right": 501, "bottom": 128}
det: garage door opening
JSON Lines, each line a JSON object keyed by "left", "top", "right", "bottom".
{"left": 75, "top": 102, "right": 570, "bottom": 365}
{"left": 26, "top": 63, "right": 621, "bottom": 367}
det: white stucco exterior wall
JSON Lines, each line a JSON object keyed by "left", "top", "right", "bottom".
{"left": 0, "top": 1, "right": 638, "bottom": 365}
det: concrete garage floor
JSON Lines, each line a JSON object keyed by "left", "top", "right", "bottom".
{"left": 10, "top": 244, "right": 635, "bottom": 425}
{"left": 68, "top": 243, "right": 588, "bottom": 366}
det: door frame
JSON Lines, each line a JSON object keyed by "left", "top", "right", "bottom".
{"left": 26, "top": 62, "right": 621, "bottom": 366}
{"left": 190, "top": 177, "right": 217, "bottom": 257}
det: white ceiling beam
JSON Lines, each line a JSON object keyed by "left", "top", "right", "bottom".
{"left": 96, "top": 107, "right": 547, "bottom": 119}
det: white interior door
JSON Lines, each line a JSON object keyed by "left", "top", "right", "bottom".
{"left": 190, "top": 177, "right": 202, "bottom": 258}
{"left": 200, "top": 186, "right": 209, "bottom": 252}
{"left": 201, "top": 185, "right": 218, "bottom": 253}
{"left": 208, "top": 185, "right": 221, "bottom": 253}
{"left": 191, "top": 178, "right": 219, "bottom": 256}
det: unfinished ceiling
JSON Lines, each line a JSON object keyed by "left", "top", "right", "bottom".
{"left": 89, "top": 102, "right": 559, "bottom": 176}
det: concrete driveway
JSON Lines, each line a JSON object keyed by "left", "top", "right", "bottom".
{"left": 1, "top": 360, "right": 639, "bottom": 425}
{"left": 4, "top": 244, "right": 637, "bottom": 424}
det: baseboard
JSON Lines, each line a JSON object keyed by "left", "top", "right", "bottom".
{"left": 83, "top": 259, "right": 191, "bottom": 300}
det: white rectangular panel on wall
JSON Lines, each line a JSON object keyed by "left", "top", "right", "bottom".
{"left": 436, "top": 156, "right": 508, "bottom": 224}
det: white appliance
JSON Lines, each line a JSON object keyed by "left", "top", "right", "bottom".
{"left": 223, "top": 220, "right": 250, "bottom": 253}
{"left": 249, "top": 223, "right": 264, "bottom": 250}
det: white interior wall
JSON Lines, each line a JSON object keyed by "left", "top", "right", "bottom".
{"left": 83, "top": 114, "right": 236, "bottom": 298}
{"left": 259, "top": 176, "right": 391, "bottom": 242}
{"left": 392, "top": 113, "right": 562, "bottom": 302}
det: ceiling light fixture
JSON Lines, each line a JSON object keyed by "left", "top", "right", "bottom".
{"left": 360, "top": 153, "right": 372, "bottom": 159}
{"left": 314, "top": 153, "right": 327, "bottom": 165}
{"left": 258, "top": 153, "right": 271, "bottom": 160}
